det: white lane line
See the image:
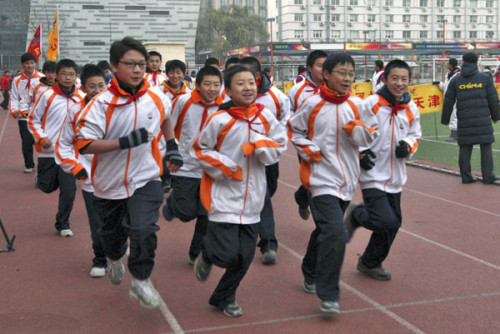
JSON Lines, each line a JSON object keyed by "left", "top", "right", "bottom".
{"left": 404, "top": 188, "right": 500, "bottom": 219}
{"left": 159, "top": 299, "right": 185, "bottom": 334}
{"left": 279, "top": 243, "right": 427, "bottom": 334}
{"left": 400, "top": 229, "right": 500, "bottom": 271}
{"left": 0, "top": 113, "right": 9, "bottom": 147}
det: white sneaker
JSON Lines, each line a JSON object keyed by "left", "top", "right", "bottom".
{"left": 129, "top": 278, "right": 162, "bottom": 309}
{"left": 59, "top": 229, "right": 74, "bottom": 237}
{"left": 24, "top": 167, "right": 34, "bottom": 173}
{"left": 107, "top": 257, "right": 125, "bottom": 285}
{"left": 89, "top": 266, "right": 106, "bottom": 278}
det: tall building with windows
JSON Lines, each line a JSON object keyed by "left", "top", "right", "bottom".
{"left": 271, "top": 0, "right": 499, "bottom": 43}
{"left": 0, "top": 0, "right": 31, "bottom": 70}
{"left": 22, "top": 0, "right": 200, "bottom": 67}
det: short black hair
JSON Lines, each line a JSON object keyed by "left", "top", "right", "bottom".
{"left": 225, "top": 57, "right": 240, "bottom": 70}
{"left": 97, "top": 60, "right": 111, "bottom": 71}
{"left": 298, "top": 65, "right": 307, "bottom": 74}
{"left": 375, "top": 60, "right": 384, "bottom": 69}
{"left": 384, "top": 59, "right": 412, "bottom": 79}
{"left": 204, "top": 57, "right": 219, "bottom": 67}
{"left": 148, "top": 51, "right": 162, "bottom": 61}
{"left": 307, "top": 50, "right": 328, "bottom": 68}
{"left": 239, "top": 56, "right": 261, "bottom": 74}
{"left": 449, "top": 58, "right": 458, "bottom": 67}
{"left": 42, "top": 61, "right": 57, "bottom": 73}
{"left": 165, "top": 59, "right": 186, "bottom": 74}
{"left": 56, "top": 59, "right": 78, "bottom": 74}
{"left": 462, "top": 52, "right": 478, "bottom": 64}
{"left": 190, "top": 70, "right": 196, "bottom": 76}
{"left": 109, "top": 37, "right": 148, "bottom": 65}
{"left": 21, "top": 52, "right": 37, "bottom": 64}
{"left": 323, "top": 53, "right": 355, "bottom": 73}
{"left": 224, "top": 65, "right": 255, "bottom": 90}
{"left": 80, "top": 64, "right": 106, "bottom": 87}
{"left": 195, "top": 66, "right": 222, "bottom": 85}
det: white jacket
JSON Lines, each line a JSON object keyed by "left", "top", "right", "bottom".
{"left": 28, "top": 84, "right": 85, "bottom": 158}
{"left": 9, "top": 70, "right": 44, "bottom": 121}
{"left": 171, "top": 89, "right": 223, "bottom": 178}
{"left": 371, "top": 70, "right": 384, "bottom": 94}
{"left": 288, "top": 89, "right": 379, "bottom": 201}
{"left": 76, "top": 77, "right": 172, "bottom": 200}
{"left": 192, "top": 103, "right": 287, "bottom": 224}
{"left": 256, "top": 86, "right": 290, "bottom": 128}
{"left": 144, "top": 72, "right": 168, "bottom": 87}
{"left": 358, "top": 94, "right": 422, "bottom": 193}
{"left": 287, "top": 78, "right": 319, "bottom": 113}
{"left": 55, "top": 97, "right": 94, "bottom": 193}
{"left": 160, "top": 81, "right": 191, "bottom": 103}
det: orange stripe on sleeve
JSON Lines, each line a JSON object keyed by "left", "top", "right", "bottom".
{"left": 200, "top": 172, "right": 214, "bottom": 212}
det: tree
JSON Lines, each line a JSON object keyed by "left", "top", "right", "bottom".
{"left": 196, "top": 6, "right": 269, "bottom": 59}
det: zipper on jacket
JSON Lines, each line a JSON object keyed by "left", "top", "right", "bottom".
{"left": 239, "top": 108, "right": 251, "bottom": 224}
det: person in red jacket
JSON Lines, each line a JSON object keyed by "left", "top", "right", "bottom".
{"left": 1, "top": 70, "right": 12, "bottom": 110}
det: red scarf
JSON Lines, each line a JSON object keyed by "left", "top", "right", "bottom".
{"left": 52, "top": 83, "right": 80, "bottom": 103}
{"left": 319, "top": 83, "right": 351, "bottom": 104}
{"left": 21, "top": 72, "right": 35, "bottom": 90}
{"left": 225, "top": 103, "right": 265, "bottom": 135}
{"left": 105, "top": 76, "right": 150, "bottom": 107}
{"left": 191, "top": 90, "right": 223, "bottom": 131}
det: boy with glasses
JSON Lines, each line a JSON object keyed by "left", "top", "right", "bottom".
{"left": 28, "top": 59, "right": 84, "bottom": 237}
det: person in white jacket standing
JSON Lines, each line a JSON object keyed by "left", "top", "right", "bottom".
{"left": 192, "top": 65, "right": 287, "bottom": 317}
{"left": 344, "top": 59, "right": 422, "bottom": 281}
{"left": 288, "top": 53, "right": 379, "bottom": 314}
{"left": 371, "top": 60, "right": 385, "bottom": 94}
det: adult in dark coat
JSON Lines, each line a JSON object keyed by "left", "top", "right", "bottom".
{"left": 442, "top": 52, "right": 500, "bottom": 184}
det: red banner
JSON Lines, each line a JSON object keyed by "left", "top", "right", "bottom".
{"left": 27, "top": 25, "right": 41, "bottom": 61}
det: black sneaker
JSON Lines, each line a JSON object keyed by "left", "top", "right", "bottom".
{"left": 162, "top": 204, "right": 174, "bottom": 222}
{"left": 303, "top": 279, "right": 316, "bottom": 294}
{"left": 223, "top": 302, "right": 243, "bottom": 317}
{"left": 194, "top": 253, "right": 212, "bottom": 282}
{"left": 356, "top": 257, "right": 392, "bottom": 281}
{"left": 344, "top": 202, "right": 360, "bottom": 242}
{"left": 298, "top": 205, "right": 310, "bottom": 220}
{"left": 261, "top": 249, "right": 277, "bottom": 265}
{"left": 320, "top": 300, "right": 340, "bottom": 314}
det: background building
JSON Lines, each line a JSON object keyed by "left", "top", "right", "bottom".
{"left": 270, "top": 0, "right": 499, "bottom": 43}
{"left": 0, "top": 0, "right": 31, "bottom": 70}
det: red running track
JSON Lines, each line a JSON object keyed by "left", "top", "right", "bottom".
{"left": 0, "top": 108, "right": 499, "bottom": 334}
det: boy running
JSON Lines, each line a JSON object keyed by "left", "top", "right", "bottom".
{"left": 344, "top": 60, "right": 422, "bottom": 280}
{"left": 288, "top": 53, "right": 378, "bottom": 314}
{"left": 28, "top": 59, "right": 84, "bottom": 237}
{"left": 31, "top": 61, "right": 57, "bottom": 107}
{"left": 162, "top": 66, "right": 223, "bottom": 264}
{"left": 55, "top": 64, "right": 108, "bottom": 277}
{"left": 192, "top": 65, "right": 287, "bottom": 317}
{"left": 76, "top": 37, "right": 183, "bottom": 309}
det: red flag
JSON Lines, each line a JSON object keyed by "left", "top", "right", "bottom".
{"left": 27, "top": 25, "right": 42, "bottom": 61}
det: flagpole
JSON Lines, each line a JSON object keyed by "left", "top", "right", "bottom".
{"left": 40, "top": 23, "right": 43, "bottom": 66}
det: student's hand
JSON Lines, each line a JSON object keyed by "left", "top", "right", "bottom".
{"left": 432, "top": 81, "right": 440, "bottom": 85}
{"left": 360, "top": 149, "right": 376, "bottom": 170}
{"left": 395, "top": 140, "right": 410, "bottom": 158}
{"left": 118, "top": 128, "right": 149, "bottom": 149}
{"left": 41, "top": 138, "right": 52, "bottom": 148}
{"left": 74, "top": 169, "right": 88, "bottom": 180}
{"left": 165, "top": 138, "right": 183, "bottom": 172}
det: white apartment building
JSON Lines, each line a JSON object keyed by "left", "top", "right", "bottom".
{"left": 269, "top": 0, "right": 499, "bottom": 43}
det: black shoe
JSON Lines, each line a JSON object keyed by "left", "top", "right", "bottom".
{"left": 162, "top": 204, "right": 174, "bottom": 221}
{"left": 261, "top": 249, "right": 277, "bottom": 265}
{"left": 462, "top": 178, "right": 477, "bottom": 184}
{"left": 194, "top": 253, "right": 212, "bottom": 282}
{"left": 483, "top": 175, "right": 499, "bottom": 184}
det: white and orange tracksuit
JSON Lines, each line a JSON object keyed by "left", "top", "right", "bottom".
{"left": 160, "top": 81, "right": 191, "bottom": 103}
{"left": 55, "top": 98, "right": 94, "bottom": 192}
{"left": 9, "top": 70, "right": 44, "bottom": 120}
{"left": 30, "top": 80, "right": 55, "bottom": 111}
{"left": 358, "top": 94, "right": 422, "bottom": 193}
{"left": 288, "top": 92, "right": 379, "bottom": 201}
{"left": 192, "top": 103, "right": 288, "bottom": 224}
{"left": 256, "top": 86, "right": 290, "bottom": 128}
{"left": 75, "top": 77, "right": 172, "bottom": 200}
{"left": 171, "top": 89, "right": 223, "bottom": 178}
{"left": 144, "top": 72, "right": 168, "bottom": 87}
{"left": 28, "top": 84, "right": 85, "bottom": 158}
{"left": 287, "top": 78, "right": 319, "bottom": 113}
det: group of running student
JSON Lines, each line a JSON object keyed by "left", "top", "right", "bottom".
{"left": 7, "top": 36, "right": 421, "bottom": 317}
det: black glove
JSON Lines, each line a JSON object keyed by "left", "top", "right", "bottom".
{"left": 432, "top": 81, "right": 440, "bottom": 85}
{"left": 119, "top": 128, "right": 148, "bottom": 149}
{"left": 165, "top": 138, "right": 183, "bottom": 167}
{"left": 75, "top": 168, "right": 88, "bottom": 180}
{"left": 395, "top": 140, "right": 410, "bottom": 158}
{"left": 365, "top": 79, "right": 371, "bottom": 83}
{"left": 360, "top": 149, "right": 376, "bottom": 170}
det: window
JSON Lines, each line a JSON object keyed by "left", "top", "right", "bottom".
{"left": 294, "top": 14, "right": 303, "bottom": 21}
{"left": 84, "top": 41, "right": 105, "bottom": 46}
{"left": 403, "top": 15, "right": 411, "bottom": 23}
{"left": 420, "top": 31, "right": 428, "bottom": 38}
{"left": 294, "top": 0, "right": 303, "bottom": 4}
{"left": 469, "top": 0, "right": 477, "bottom": 6}
{"left": 403, "top": 31, "right": 411, "bottom": 39}
{"left": 385, "top": 31, "right": 394, "bottom": 38}
{"left": 385, "top": 15, "right": 394, "bottom": 23}
{"left": 453, "top": 15, "right": 460, "bottom": 23}
{"left": 149, "top": 11, "right": 169, "bottom": 15}
{"left": 367, "top": 14, "right": 376, "bottom": 22}
{"left": 403, "top": 0, "right": 411, "bottom": 6}
{"left": 82, "top": 5, "right": 104, "bottom": 9}
{"left": 486, "top": 0, "right": 493, "bottom": 7}
{"left": 420, "top": 0, "right": 427, "bottom": 6}
{"left": 313, "top": 0, "right": 321, "bottom": 4}
{"left": 295, "top": 30, "right": 304, "bottom": 39}
{"left": 486, "top": 16, "right": 494, "bottom": 23}
{"left": 420, "top": 15, "right": 427, "bottom": 23}
{"left": 349, "top": 14, "right": 358, "bottom": 22}
{"left": 332, "top": 30, "right": 341, "bottom": 38}
{"left": 436, "top": 0, "right": 444, "bottom": 7}
{"left": 313, "top": 14, "right": 322, "bottom": 21}
{"left": 470, "top": 16, "right": 477, "bottom": 23}
{"left": 349, "top": 0, "right": 359, "bottom": 5}
{"left": 469, "top": 31, "right": 478, "bottom": 39}
{"left": 125, "top": 5, "right": 146, "bottom": 10}
{"left": 436, "top": 15, "right": 444, "bottom": 22}
{"left": 331, "top": 0, "right": 340, "bottom": 5}
{"left": 313, "top": 30, "right": 323, "bottom": 38}
{"left": 349, "top": 30, "right": 360, "bottom": 39}
{"left": 453, "top": 31, "right": 461, "bottom": 38}
{"left": 486, "top": 31, "right": 494, "bottom": 39}
{"left": 437, "top": 31, "right": 443, "bottom": 39}
{"left": 366, "top": 0, "right": 376, "bottom": 5}
{"left": 453, "top": 0, "right": 461, "bottom": 6}
{"left": 385, "top": 0, "right": 393, "bottom": 5}
{"left": 331, "top": 14, "right": 340, "bottom": 22}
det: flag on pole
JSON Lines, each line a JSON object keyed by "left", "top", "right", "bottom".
{"left": 46, "top": 9, "right": 59, "bottom": 61}
{"left": 27, "top": 25, "right": 42, "bottom": 61}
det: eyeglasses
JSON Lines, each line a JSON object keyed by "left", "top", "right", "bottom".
{"left": 119, "top": 61, "right": 147, "bottom": 70}
{"left": 59, "top": 72, "right": 76, "bottom": 78}
{"left": 332, "top": 71, "right": 355, "bottom": 79}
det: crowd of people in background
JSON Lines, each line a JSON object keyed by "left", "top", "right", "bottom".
{"left": 1, "top": 36, "right": 498, "bottom": 318}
